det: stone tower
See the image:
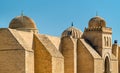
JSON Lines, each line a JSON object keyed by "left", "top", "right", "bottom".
{"left": 112, "top": 40, "right": 120, "bottom": 73}
{"left": 83, "top": 16, "right": 112, "bottom": 56}
{"left": 83, "top": 16, "right": 114, "bottom": 73}
{"left": 60, "top": 26, "right": 82, "bottom": 73}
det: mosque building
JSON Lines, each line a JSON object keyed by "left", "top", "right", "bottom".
{"left": 0, "top": 15, "right": 120, "bottom": 73}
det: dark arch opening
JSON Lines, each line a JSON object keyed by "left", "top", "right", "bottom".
{"left": 104, "top": 37, "right": 106, "bottom": 46}
{"left": 107, "top": 37, "right": 109, "bottom": 46}
{"left": 109, "top": 37, "right": 111, "bottom": 47}
{"left": 104, "top": 56, "right": 110, "bottom": 73}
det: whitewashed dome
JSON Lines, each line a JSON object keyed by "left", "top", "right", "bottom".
{"left": 62, "top": 26, "right": 83, "bottom": 39}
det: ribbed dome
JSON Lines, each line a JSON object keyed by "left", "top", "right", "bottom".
{"left": 9, "top": 16, "right": 37, "bottom": 29}
{"left": 89, "top": 16, "right": 106, "bottom": 28}
{"left": 62, "top": 26, "right": 83, "bottom": 39}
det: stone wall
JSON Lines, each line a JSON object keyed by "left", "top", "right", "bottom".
{"left": 77, "top": 39, "right": 94, "bottom": 73}
{"left": 34, "top": 34, "right": 64, "bottom": 73}
{"left": 0, "top": 50, "right": 25, "bottom": 73}
{"left": 0, "top": 28, "right": 25, "bottom": 73}
{"left": 118, "top": 46, "right": 120, "bottom": 73}
{"left": 46, "top": 35, "right": 60, "bottom": 50}
{"left": 60, "top": 36, "right": 77, "bottom": 73}
{"left": 34, "top": 34, "right": 52, "bottom": 73}
{"left": 52, "top": 57, "right": 64, "bottom": 73}
{"left": 25, "top": 51, "right": 34, "bottom": 73}
{"left": 111, "top": 60, "right": 118, "bottom": 73}
{"left": 83, "top": 30, "right": 102, "bottom": 55}
{"left": 94, "top": 59, "right": 103, "bottom": 73}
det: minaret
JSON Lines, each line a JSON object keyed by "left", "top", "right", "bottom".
{"left": 83, "top": 16, "right": 112, "bottom": 56}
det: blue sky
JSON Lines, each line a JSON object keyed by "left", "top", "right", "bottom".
{"left": 0, "top": 0, "right": 120, "bottom": 43}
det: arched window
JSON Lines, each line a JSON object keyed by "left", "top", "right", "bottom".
{"left": 109, "top": 37, "right": 111, "bottom": 47}
{"left": 107, "top": 37, "right": 109, "bottom": 46}
{"left": 104, "top": 37, "right": 106, "bottom": 46}
{"left": 68, "top": 31, "right": 72, "bottom": 36}
{"left": 104, "top": 57, "right": 110, "bottom": 73}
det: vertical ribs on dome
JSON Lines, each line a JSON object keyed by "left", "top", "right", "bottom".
{"left": 61, "top": 26, "right": 83, "bottom": 39}
{"left": 68, "top": 31, "right": 72, "bottom": 36}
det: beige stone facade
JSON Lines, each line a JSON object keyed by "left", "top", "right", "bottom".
{"left": 0, "top": 15, "right": 119, "bottom": 73}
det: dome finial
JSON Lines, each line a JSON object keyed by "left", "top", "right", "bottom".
{"left": 71, "top": 22, "right": 74, "bottom": 26}
{"left": 21, "top": 10, "right": 24, "bottom": 16}
{"left": 96, "top": 11, "right": 98, "bottom": 16}
{"left": 21, "top": 10, "right": 24, "bottom": 22}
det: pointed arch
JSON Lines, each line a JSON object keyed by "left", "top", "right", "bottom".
{"left": 109, "top": 37, "right": 111, "bottom": 47}
{"left": 104, "top": 37, "right": 106, "bottom": 46}
{"left": 104, "top": 56, "right": 110, "bottom": 73}
{"left": 107, "top": 37, "right": 109, "bottom": 46}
